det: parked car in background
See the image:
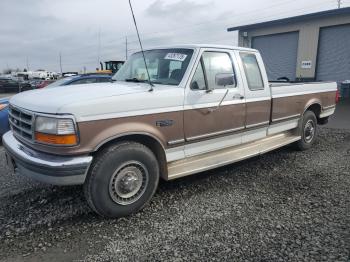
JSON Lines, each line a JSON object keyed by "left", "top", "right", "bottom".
{"left": 36, "top": 80, "right": 55, "bottom": 89}
{"left": 0, "top": 98, "right": 9, "bottom": 137}
{"left": 0, "top": 74, "right": 112, "bottom": 136}
{"left": 0, "top": 79, "right": 33, "bottom": 93}
{"left": 62, "top": 72, "right": 79, "bottom": 77}
{"left": 29, "top": 80, "right": 42, "bottom": 88}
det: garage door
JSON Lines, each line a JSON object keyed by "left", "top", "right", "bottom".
{"left": 316, "top": 24, "right": 350, "bottom": 84}
{"left": 252, "top": 32, "right": 299, "bottom": 81}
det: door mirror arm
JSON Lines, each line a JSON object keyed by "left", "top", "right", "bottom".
{"left": 207, "top": 89, "right": 229, "bottom": 113}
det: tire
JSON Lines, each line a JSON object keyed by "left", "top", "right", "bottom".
{"left": 84, "top": 141, "right": 159, "bottom": 218}
{"left": 295, "top": 110, "right": 318, "bottom": 151}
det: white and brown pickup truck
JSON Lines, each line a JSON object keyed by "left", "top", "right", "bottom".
{"left": 3, "top": 45, "right": 338, "bottom": 217}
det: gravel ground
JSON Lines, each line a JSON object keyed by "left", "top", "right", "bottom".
{"left": 0, "top": 128, "right": 349, "bottom": 262}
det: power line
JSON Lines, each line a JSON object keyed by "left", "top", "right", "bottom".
{"left": 48, "top": 0, "right": 333, "bottom": 71}
{"left": 98, "top": 0, "right": 335, "bottom": 52}
{"left": 5, "top": 0, "right": 342, "bottom": 72}
{"left": 112, "top": 0, "right": 334, "bottom": 50}
{"left": 42, "top": 0, "right": 315, "bottom": 55}
{"left": 38, "top": 0, "right": 337, "bottom": 59}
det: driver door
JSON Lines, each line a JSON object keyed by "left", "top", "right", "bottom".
{"left": 184, "top": 49, "right": 246, "bottom": 157}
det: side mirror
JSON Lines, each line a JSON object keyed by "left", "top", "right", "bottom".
{"left": 215, "top": 73, "right": 235, "bottom": 87}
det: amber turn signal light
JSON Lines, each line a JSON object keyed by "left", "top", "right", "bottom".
{"left": 35, "top": 132, "right": 78, "bottom": 145}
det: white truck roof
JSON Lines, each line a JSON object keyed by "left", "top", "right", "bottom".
{"left": 144, "top": 44, "right": 257, "bottom": 52}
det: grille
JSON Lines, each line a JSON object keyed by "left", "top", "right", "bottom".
{"left": 8, "top": 105, "right": 34, "bottom": 141}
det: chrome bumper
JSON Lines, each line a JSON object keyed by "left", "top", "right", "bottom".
{"left": 2, "top": 131, "right": 93, "bottom": 186}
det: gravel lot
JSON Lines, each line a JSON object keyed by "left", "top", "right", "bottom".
{"left": 0, "top": 128, "right": 349, "bottom": 262}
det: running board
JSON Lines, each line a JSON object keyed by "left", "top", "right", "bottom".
{"left": 167, "top": 132, "right": 301, "bottom": 180}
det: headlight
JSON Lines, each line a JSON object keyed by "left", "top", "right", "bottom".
{"left": 0, "top": 104, "right": 8, "bottom": 111}
{"left": 35, "top": 116, "right": 78, "bottom": 146}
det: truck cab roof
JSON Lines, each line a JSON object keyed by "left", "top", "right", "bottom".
{"left": 143, "top": 44, "right": 257, "bottom": 52}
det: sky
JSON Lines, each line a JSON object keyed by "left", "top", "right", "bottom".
{"left": 0, "top": 0, "right": 348, "bottom": 73}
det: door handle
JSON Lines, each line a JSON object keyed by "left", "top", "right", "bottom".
{"left": 233, "top": 94, "right": 244, "bottom": 100}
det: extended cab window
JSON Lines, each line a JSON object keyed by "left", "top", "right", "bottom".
{"left": 191, "top": 52, "right": 235, "bottom": 90}
{"left": 240, "top": 53, "right": 264, "bottom": 90}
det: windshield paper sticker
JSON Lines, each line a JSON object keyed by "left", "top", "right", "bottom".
{"left": 164, "top": 53, "right": 188, "bottom": 61}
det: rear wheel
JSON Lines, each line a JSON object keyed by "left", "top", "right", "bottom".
{"left": 295, "top": 110, "right": 317, "bottom": 151}
{"left": 84, "top": 141, "right": 159, "bottom": 218}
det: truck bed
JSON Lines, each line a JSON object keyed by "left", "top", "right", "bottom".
{"left": 269, "top": 81, "right": 335, "bottom": 88}
{"left": 270, "top": 81, "right": 337, "bottom": 124}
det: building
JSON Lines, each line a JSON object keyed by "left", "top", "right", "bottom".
{"left": 227, "top": 7, "right": 350, "bottom": 84}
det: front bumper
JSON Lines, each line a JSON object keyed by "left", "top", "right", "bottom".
{"left": 3, "top": 131, "right": 93, "bottom": 186}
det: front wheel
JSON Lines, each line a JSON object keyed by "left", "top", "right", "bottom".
{"left": 295, "top": 110, "right": 317, "bottom": 151}
{"left": 84, "top": 141, "right": 159, "bottom": 218}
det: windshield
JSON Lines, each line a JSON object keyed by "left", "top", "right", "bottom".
{"left": 112, "top": 48, "right": 194, "bottom": 86}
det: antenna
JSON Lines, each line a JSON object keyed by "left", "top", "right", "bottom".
{"left": 125, "top": 36, "right": 128, "bottom": 60}
{"left": 128, "top": 0, "right": 154, "bottom": 91}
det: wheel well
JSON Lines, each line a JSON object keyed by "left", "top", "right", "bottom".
{"left": 94, "top": 134, "right": 168, "bottom": 180}
{"left": 305, "top": 103, "right": 321, "bottom": 118}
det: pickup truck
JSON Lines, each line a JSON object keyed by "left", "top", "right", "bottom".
{"left": 3, "top": 45, "right": 337, "bottom": 218}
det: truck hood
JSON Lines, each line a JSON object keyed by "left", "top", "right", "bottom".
{"left": 10, "top": 82, "right": 150, "bottom": 114}
{"left": 9, "top": 82, "right": 184, "bottom": 122}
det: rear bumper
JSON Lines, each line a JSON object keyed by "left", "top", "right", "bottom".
{"left": 3, "top": 131, "right": 93, "bottom": 186}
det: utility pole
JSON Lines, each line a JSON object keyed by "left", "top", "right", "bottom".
{"left": 59, "top": 52, "right": 63, "bottom": 75}
{"left": 125, "top": 36, "right": 128, "bottom": 60}
{"left": 337, "top": 0, "right": 342, "bottom": 8}
{"left": 26, "top": 57, "right": 29, "bottom": 71}
{"left": 98, "top": 28, "right": 101, "bottom": 67}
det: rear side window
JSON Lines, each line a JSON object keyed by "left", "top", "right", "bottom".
{"left": 240, "top": 53, "right": 264, "bottom": 90}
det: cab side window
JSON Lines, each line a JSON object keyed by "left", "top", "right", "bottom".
{"left": 240, "top": 53, "right": 264, "bottom": 91}
{"left": 202, "top": 52, "right": 235, "bottom": 89}
{"left": 191, "top": 51, "right": 235, "bottom": 90}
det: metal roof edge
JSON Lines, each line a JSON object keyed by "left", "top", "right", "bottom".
{"left": 227, "top": 7, "right": 350, "bottom": 32}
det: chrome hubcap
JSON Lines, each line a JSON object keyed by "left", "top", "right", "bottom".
{"left": 304, "top": 120, "right": 315, "bottom": 143}
{"left": 109, "top": 161, "right": 148, "bottom": 205}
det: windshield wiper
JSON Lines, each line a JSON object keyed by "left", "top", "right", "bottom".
{"left": 124, "top": 78, "right": 147, "bottom": 83}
